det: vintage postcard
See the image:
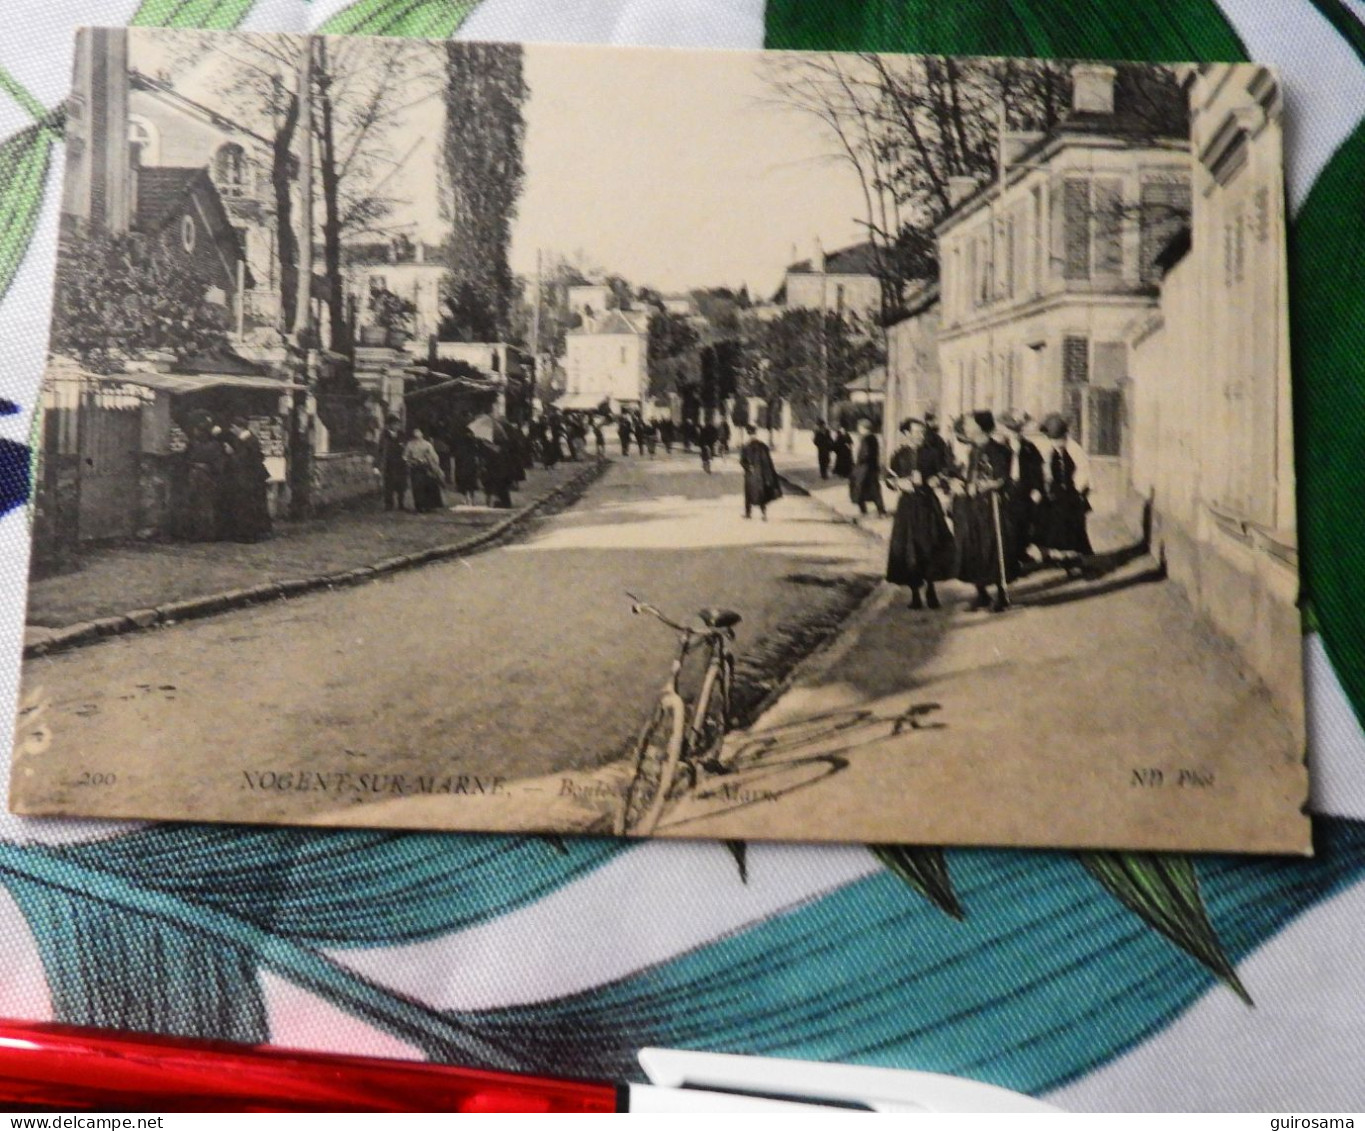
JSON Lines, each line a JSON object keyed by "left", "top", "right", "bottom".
{"left": 10, "top": 28, "right": 1309, "bottom": 853}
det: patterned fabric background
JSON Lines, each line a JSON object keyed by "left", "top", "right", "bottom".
{"left": 2, "top": 0, "right": 1365, "bottom": 1111}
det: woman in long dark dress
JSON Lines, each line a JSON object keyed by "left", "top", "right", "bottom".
{"left": 180, "top": 417, "right": 225, "bottom": 542}
{"left": 1036, "top": 413, "right": 1093, "bottom": 572}
{"left": 954, "top": 410, "right": 1016, "bottom": 613}
{"left": 451, "top": 427, "right": 480, "bottom": 505}
{"left": 222, "top": 420, "right": 272, "bottom": 542}
{"left": 403, "top": 429, "right": 445, "bottom": 513}
{"left": 885, "top": 418, "right": 955, "bottom": 609}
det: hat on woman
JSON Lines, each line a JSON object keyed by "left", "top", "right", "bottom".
{"left": 898, "top": 417, "right": 924, "bottom": 433}
{"left": 999, "top": 410, "right": 1031, "bottom": 433}
{"left": 1040, "top": 413, "right": 1069, "bottom": 439}
{"left": 972, "top": 409, "right": 996, "bottom": 435}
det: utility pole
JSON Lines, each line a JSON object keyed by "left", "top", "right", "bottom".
{"left": 529, "top": 248, "right": 542, "bottom": 400}
{"left": 290, "top": 37, "right": 315, "bottom": 520}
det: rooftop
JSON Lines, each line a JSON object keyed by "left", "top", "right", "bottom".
{"left": 786, "top": 241, "right": 881, "bottom": 277}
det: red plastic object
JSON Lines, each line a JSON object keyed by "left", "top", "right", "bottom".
{"left": 0, "top": 1020, "right": 619, "bottom": 1113}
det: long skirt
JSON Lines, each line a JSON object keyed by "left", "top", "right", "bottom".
{"left": 1037, "top": 490, "right": 1093, "bottom": 555}
{"left": 886, "top": 487, "right": 955, "bottom": 586}
{"left": 410, "top": 466, "right": 444, "bottom": 513}
{"left": 954, "top": 491, "right": 1017, "bottom": 587}
{"left": 181, "top": 466, "right": 219, "bottom": 542}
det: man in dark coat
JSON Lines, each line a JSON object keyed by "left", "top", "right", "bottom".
{"left": 813, "top": 420, "right": 833, "bottom": 479}
{"left": 698, "top": 419, "right": 718, "bottom": 473}
{"left": 617, "top": 414, "right": 633, "bottom": 456}
{"left": 375, "top": 414, "right": 408, "bottom": 511}
{"left": 831, "top": 426, "right": 854, "bottom": 478}
{"left": 848, "top": 418, "right": 887, "bottom": 516}
{"left": 739, "top": 425, "right": 782, "bottom": 520}
{"left": 659, "top": 418, "right": 675, "bottom": 454}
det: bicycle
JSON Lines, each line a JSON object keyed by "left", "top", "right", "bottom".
{"left": 614, "top": 594, "right": 739, "bottom": 836}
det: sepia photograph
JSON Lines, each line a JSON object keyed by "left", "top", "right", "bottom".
{"left": 11, "top": 28, "right": 1309, "bottom": 853}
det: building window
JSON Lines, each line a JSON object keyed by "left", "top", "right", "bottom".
{"left": 1031, "top": 185, "right": 1044, "bottom": 293}
{"left": 213, "top": 143, "right": 250, "bottom": 198}
{"left": 1093, "top": 179, "right": 1123, "bottom": 276}
{"left": 128, "top": 117, "right": 158, "bottom": 166}
{"left": 181, "top": 214, "right": 197, "bottom": 253}
{"left": 1139, "top": 178, "right": 1191, "bottom": 282}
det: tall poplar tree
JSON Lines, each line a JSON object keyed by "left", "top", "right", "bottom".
{"left": 440, "top": 43, "right": 528, "bottom": 343}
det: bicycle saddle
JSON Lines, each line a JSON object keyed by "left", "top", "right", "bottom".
{"left": 698, "top": 607, "right": 742, "bottom": 629}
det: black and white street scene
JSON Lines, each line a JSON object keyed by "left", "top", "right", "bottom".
{"left": 12, "top": 30, "right": 1309, "bottom": 853}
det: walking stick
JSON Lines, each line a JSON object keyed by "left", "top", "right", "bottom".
{"left": 991, "top": 488, "right": 1010, "bottom": 608}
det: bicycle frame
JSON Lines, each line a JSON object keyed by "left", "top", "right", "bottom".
{"left": 616, "top": 598, "right": 737, "bottom": 835}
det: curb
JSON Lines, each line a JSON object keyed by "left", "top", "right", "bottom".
{"left": 24, "top": 459, "right": 611, "bottom": 660}
{"left": 733, "top": 473, "right": 893, "bottom": 730}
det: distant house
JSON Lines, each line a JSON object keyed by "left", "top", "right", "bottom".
{"left": 134, "top": 166, "right": 250, "bottom": 315}
{"left": 935, "top": 62, "right": 1191, "bottom": 510}
{"left": 344, "top": 238, "right": 447, "bottom": 347}
{"left": 778, "top": 241, "right": 884, "bottom": 319}
{"left": 563, "top": 309, "right": 649, "bottom": 410}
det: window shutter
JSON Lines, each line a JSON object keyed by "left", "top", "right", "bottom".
{"left": 1062, "top": 180, "right": 1090, "bottom": 280}
{"left": 1139, "top": 179, "right": 1191, "bottom": 282}
{"left": 1063, "top": 335, "right": 1089, "bottom": 384}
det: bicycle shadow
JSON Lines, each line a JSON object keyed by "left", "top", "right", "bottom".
{"left": 654, "top": 702, "right": 945, "bottom": 833}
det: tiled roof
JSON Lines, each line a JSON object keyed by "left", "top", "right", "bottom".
{"left": 134, "top": 167, "right": 206, "bottom": 232}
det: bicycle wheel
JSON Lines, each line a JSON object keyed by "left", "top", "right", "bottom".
{"left": 693, "top": 649, "right": 734, "bottom": 766}
{"left": 615, "top": 697, "right": 686, "bottom": 836}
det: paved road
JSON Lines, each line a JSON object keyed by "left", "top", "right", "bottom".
{"left": 15, "top": 452, "right": 880, "bottom": 832}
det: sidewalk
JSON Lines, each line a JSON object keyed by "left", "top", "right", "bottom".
{"left": 25, "top": 458, "right": 608, "bottom": 656}
{"left": 670, "top": 441, "right": 1309, "bottom": 852}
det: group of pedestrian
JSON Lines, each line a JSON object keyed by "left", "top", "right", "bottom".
{"left": 812, "top": 421, "right": 855, "bottom": 481}
{"left": 176, "top": 410, "right": 272, "bottom": 543}
{"left": 375, "top": 413, "right": 525, "bottom": 514}
{"left": 881, "top": 409, "right": 1093, "bottom": 613}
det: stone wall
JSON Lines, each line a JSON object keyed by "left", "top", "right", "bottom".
{"left": 311, "top": 451, "right": 378, "bottom": 510}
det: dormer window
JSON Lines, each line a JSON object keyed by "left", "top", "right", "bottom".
{"left": 214, "top": 143, "right": 250, "bottom": 198}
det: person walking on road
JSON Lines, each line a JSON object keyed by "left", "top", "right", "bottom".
{"left": 849, "top": 418, "right": 887, "bottom": 517}
{"left": 659, "top": 417, "right": 675, "bottom": 454}
{"left": 739, "top": 425, "right": 782, "bottom": 520}
{"left": 592, "top": 417, "right": 606, "bottom": 459}
{"left": 376, "top": 414, "right": 408, "bottom": 512}
{"left": 698, "top": 419, "right": 718, "bottom": 473}
{"left": 813, "top": 420, "right": 833, "bottom": 480}
{"left": 403, "top": 428, "right": 445, "bottom": 514}
{"left": 617, "top": 414, "right": 633, "bottom": 457}
{"left": 831, "top": 425, "right": 854, "bottom": 479}
{"left": 885, "top": 418, "right": 954, "bottom": 609}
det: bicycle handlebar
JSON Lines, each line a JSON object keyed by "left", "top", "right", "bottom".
{"left": 625, "top": 593, "right": 711, "bottom": 636}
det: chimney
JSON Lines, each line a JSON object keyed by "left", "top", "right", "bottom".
{"left": 814, "top": 240, "right": 826, "bottom": 274}
{"left": 1071, "top": 63, "right": 1117, "bottom": 115}
{"left": 948, "top": 175, "right": 978, "bottom": 207}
